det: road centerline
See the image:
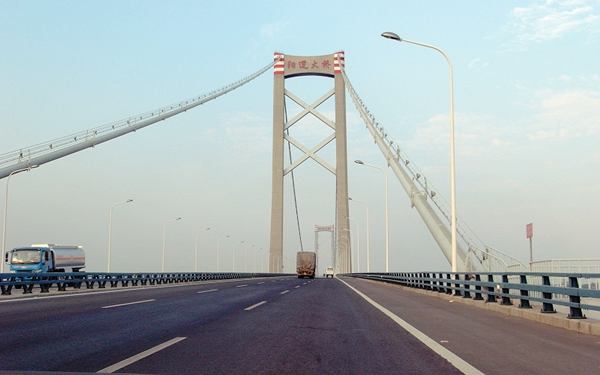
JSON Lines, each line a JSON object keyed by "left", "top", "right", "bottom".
{"left": 101, "top": 299, "right": 155, "bottom": 309}
{"left": 97, "top": 336, "right": 186, "bottom": 373}
{"left": 244, "top": 301, "right": 267, "bottom": 311}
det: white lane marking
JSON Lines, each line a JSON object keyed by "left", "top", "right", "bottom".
{"left": 294, "top": 285, "right": 301, "bottom": 289}
{"left": 196, "top": 289, "right": 219, "bottom": 294}
{"left": 244, "top": 300, "right": 267, "bottom": 311}
{"left": 280, "top": 290, "right": 290, "bottom": 295}
{"left": 303, "top": 282, "right": 308, "bottom": 285}
{"left": 337, "top": 278, "right": 484, "bottom": 375}
{"left": 257, "top": 282, "right": 265, "bottom": 285}
{"left": 101, "top": 299, "right": 155, "bottom": 309}
{"left": 97, "top": 336, "right": 186, "bottom": 373}
{"left": 236, "top": 284, "right": 248, "bottom": 288}
{"left": 0, "top": 277, "right": 293, "bottom": 304}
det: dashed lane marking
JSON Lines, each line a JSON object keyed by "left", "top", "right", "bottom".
{"left": 97, "top": 337, "right": 186, "bottom": 373}
{"left": 101, "top": 299, "right": 155, "bottom": 309}
{"left": 258, "top": 282, "right": 265, "bottom": 285}
{"left": 244, "top": 301, "right": 267, "bottom": 311}
{"left": 236, "top": 284, "right": 248, "bottom": 288}
{"left": 294, "top": 285, "right": 301, "bottom": 289}
{"left": 280, "top": 290, "right": 290, "bottom": 295}
{"left": 196, "top": 289, "right": 219, "bottom": 294}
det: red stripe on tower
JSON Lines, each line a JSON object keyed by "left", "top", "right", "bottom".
{"left": 274, "top": 52, "right": 285, "bottom": 75}
{"left": 333, "top": 51, "right": 345, "bottom": 74}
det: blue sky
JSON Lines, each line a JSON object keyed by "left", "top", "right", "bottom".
{"left": 1, "top": 1, "right": 599, "bottom": 272}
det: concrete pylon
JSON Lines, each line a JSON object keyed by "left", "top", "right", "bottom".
{"left": 269, "top": 52, "right": 351, "bottom": 274}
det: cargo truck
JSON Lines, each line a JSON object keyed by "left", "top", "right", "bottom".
{"left": 4, "top": 244, "right": 85, "bottom": 273}
{"left": 296, "top": 251, "right": 316, "bottom": 279}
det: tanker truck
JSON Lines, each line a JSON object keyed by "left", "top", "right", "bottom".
{"left": 296, "top": 251, "right": 316, "bottom": 279}
{"left": 4, "top": 244, "right": 85, "bottom": 273}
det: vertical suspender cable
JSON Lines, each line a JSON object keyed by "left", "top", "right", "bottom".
{"left": 283, "top": 99, "right": 304, "bottom": 252}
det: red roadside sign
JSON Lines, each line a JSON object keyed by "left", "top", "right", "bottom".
{"left": 526, "top": 223, "right": 533, "bottom": 239}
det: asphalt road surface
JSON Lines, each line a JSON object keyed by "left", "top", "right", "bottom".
{"left": 0, "top": 276, "right": 598, "bottom": 374}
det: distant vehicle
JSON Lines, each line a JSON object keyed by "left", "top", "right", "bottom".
{"left": 324, "top": 266, "right": 334, "bottom": 278}
{"left": 5, "top": 244, "right": 85, "bottom": 273}
{"left": 296, "top": 251, "right": 316, "bottom": 279}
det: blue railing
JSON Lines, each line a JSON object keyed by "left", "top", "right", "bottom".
{"left": 0, "top": 272, "right": 292, "bottom": 296}
{"left": 347, "top": 272, "right": 600, "bottom": 320}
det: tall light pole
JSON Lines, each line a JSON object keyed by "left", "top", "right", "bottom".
{"left": 195, "top": 227, "right": 211, "bottom": 272}
{"left": 354, "top": 221, "right": 360, "bottom": 273}
{"left": 162, "top": 217, "right": 182, "bottom": 272}
{"left": 2, "top": 165, "right": 38, "bottom": 273}
{"left": 350, "top": 197, "right": 370, "bottom": 272}
{"left": 354, "top": 160, "right": 389, "bottom": 272}
{"left": 234, "top": 240, "right": 244, "bottom": 272}
{"left": 250, "top": 244, "right": 256, "bottom": 272}
{"left": 381, "top": 31, "right": 458, "bottom": 272}
{"left": 107, "top": 199, "right": 133, "bottom": 272}
{"left": 217, "top": 234, "right": 230, "bottom": 271}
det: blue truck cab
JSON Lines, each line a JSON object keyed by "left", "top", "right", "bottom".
{"left": 5, "top": 244, "right": 85, "bottom": 273}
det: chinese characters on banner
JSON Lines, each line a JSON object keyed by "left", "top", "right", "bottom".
{"left": 284, "top": 54, "right": 335, "bottom": 77}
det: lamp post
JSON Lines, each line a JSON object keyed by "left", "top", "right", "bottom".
{"left": 215, "top": 233, "right": 226, "bottom": 272}
{"left": 215, "top": 230, "right": 222, "bottom": 272}
{"left": 234, "top": 240, "right": 244, "bottom": 272}
{"left": 107, "top": 199, "right": 133, "bottom": 272}
{"left": 354, "top": 221, "right": 360, "bottom": 273}
{"left": 2, "top": 165, "right": 38, "bottom": 273}
{"left": 250, "top": 244, "right": 256, "bottom": 272}
{"left": 195, "top": 227, "right": 211, "bottom": 272}
{"left": 350, "top": 197, "right": 370, "bottom": 272}
{"left": 354, "top": 160, "right": 389, "bottom": 272}
{"left": 162, "top": 217, "right": 182, "bottom": 272}
{"left": 381, "top": 31, "right": 458, "bottom": 272}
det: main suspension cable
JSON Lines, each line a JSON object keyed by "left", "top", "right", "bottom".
{"left": 0, "top": 61, "right": 274, "bottom": 179}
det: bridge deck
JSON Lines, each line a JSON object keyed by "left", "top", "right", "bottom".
{"left": 0, "top": 276, "right": 598, "bottom": 374}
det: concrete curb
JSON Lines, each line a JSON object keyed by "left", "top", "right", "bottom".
{"left": 356, "top": 277, "right": 600, "bottom": 337}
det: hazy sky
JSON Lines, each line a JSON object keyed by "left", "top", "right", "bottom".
{"left": 1, "top": 0, "right": 599, "bottom": 273}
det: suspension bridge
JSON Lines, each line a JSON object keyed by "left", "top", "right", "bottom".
{"left": 1, "top": 52, "right": 599, "bottom": 375}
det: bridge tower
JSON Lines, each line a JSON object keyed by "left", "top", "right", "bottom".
{"left": 269, "top": 52, "right": 351, "bottom": 274}
{"left": 314, "top": 224, "right": 336, "bottom": 268}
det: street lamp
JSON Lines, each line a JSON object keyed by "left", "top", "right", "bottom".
{"left": 107, "top": 199, "right": 133, "bottom": 272}
{"left": 162, "top": 217, "right": 182, "bottom": 272}
{"left": 350, "top": 197, "right": 370, "bottom": 272}
{"left": 382, "top": 31, "right": 458, "bottom": 272}
{"left": 2, "top": 165, "right": 38, "bottom": 273}
{"left": 195, "top": 227, "right": 211, "bottom": 273}
{"left": 217, "top": 234, "right": 230, "bottom": 271}
{"left": 354, "top": 160, "right": 389, "bottom": 272}
{"left": 234, "top": 240, "right": 244, "bottom": 272}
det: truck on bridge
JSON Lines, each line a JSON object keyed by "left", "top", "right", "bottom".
{"left": 4, "top": 244, "right": 85, "bottom": 273}
{"left": 296, "top": 251, "right": 316, "bottom": 279}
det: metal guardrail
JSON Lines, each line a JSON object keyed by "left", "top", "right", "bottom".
{"left": 347, "top": 272, "right": 600, "bottom": 320}
{"left": 0, "top": 272, "right": 292, "bottom": 296}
